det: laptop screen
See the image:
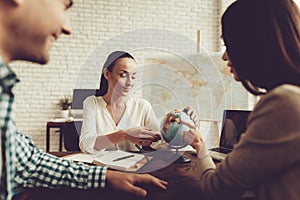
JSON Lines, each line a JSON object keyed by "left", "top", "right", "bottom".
{"left": 219, "top": 110, "right": 251, "bottom": 150}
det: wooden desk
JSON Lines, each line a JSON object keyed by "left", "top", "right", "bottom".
{"left": 23, "top": 151, "right": 207, "bottom": 200}
{"left": 24, "top": 151, "right": 255, "bottom": 200}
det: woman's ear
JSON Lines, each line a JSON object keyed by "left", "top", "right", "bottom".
{"left": 103, "top": 68, "right": 110, "bottom": 80}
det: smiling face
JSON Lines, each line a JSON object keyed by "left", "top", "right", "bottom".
{"left": 2, "top": 0, "right": 73, "bottom": 64}
{"left": 222, "top": 50, "right": 240, "bottom": 82}
{"left": 104, "top": 57, "right": 137, "bottom": 97}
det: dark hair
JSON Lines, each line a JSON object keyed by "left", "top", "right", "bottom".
{"left": 96, "top": 51, "right": 135, "bottom": 96}
{"left": 221, "top": 0, "right": 300, "bottom": 95}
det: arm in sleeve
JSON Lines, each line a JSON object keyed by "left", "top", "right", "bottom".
{"left": 197, "top": 88, "right": 300, "bottom": 199}
{"left": 141, "top": 100, "right": 168, "bottom": 149}
{"left": 15, "top": 132, "right": 107, "bottom": 189}
{"left": 79, "top": 97, "right": 101, "bottom": 154}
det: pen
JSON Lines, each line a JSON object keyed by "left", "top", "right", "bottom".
{"left": 135, "top": 144, "right": 144, "bottom": 153}
{"left": 112, "top": 155, "right": 135, "bottom": 162}
{"left": 135, "top": 144, "right": 149, "bottom": 162}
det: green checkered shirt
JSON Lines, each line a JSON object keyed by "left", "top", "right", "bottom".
{"left": 0, "top": 58, "right": 107, "bottom": 200}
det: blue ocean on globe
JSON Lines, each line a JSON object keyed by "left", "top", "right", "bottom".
{"left": 160, "top": 110, "right": 194, "bottom": 149}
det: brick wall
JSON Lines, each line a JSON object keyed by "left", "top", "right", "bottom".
{"left": 10, "top": 0, "right": 244, "bottom": 151}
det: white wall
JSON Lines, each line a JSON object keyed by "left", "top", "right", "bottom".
{"left": 11, "top": 0, "right": 246, "bottom": 151}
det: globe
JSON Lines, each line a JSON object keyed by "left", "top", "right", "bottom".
{"left": 160, "top": 110, "right": 194, "bottom": 149}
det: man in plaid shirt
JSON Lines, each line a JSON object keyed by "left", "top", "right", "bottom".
{"left": 0, "top": 0, "right": 167, "bottom": 199}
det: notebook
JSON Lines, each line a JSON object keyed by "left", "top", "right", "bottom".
{"left": 209, "top": 110, "right": 251, "bottom": 161}
{"left": 63, "top": 150, "right": 152, "bottom": 172}
{"left": 92, "top": 150, "right": 152, "bottom": 171}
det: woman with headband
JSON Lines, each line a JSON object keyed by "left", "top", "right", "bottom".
{"left": 80, "top": 51, "right": 162, "bottom": 154}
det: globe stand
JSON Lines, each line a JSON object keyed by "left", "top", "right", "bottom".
{"left": 160, "top": 110, "right": 194, "bottom": 164}
{"left": 165, "top": 145, "right": 191, "bottom": 164}
{"left": 173, "top": 148, "right": 191, "bottom": 164}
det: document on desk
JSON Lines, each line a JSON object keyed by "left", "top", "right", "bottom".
{"left": 93, "top": 150, "right": 150, "bottom": 172}
{"left": 63, "top": 153, "right": 94, "bottom": 164}
{"left": 63, "top": 150, "right": 151, "bottom": 172}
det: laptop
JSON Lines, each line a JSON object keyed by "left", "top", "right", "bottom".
{"left": 209, "top": 109, "right": 251, "bottom": 161}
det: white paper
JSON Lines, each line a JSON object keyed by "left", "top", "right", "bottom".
{"left": 63, "top": 153, "right": 94, "bottom": 163}
{"left": 93, "top": 150, "right": 145, "bottom": 169}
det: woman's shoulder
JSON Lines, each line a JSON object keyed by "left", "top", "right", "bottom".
{"left": 254, "top": 84, "right": 300, "bottom": 114}
{"left": 271, "top": 84, "right": 300, "bottom": 96}
{"left": 83, "top": 95, "right": 105, "bottom": 105}
{"left": 130, "top": 97, "right": 150, "bottom": 103}
{"left": 246, "top": 84, "right": 300, "bottom": 142}
{"left": 129, "top": 97, "right": 151, "bottom": 107}
{"left": 265, "top": 84, "right": 300, "bottom": 104}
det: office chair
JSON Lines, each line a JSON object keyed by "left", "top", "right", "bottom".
{"left": 62, "top": 89, "right": 97, "bottom": 151}
{"left": 62, "top": 120, "right": 82, "bottom": 151}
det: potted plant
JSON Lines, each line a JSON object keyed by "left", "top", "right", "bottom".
{"left": 57, "top": 96, "right": 72, "bottom": 118}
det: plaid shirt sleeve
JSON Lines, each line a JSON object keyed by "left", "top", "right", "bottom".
{"left": 14, "top": 132, "right": 107, "bottom": 189}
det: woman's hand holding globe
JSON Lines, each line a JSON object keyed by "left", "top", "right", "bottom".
{"left": 160, "top": 109, "right": 193, "bottom": 148}
{"left": 182, "top": 107, "right": 208, "bottom": 158}
{"left": 183, "top": 106, "right": 201, "bottom": 128}
{"left": 160, "top": 107, "right": 208, "bottom": 157}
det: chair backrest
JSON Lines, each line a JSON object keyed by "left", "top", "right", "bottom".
{"left": 62, "top": 121, "right": 82, "bottom": 151}
{"left": 66, "top": 89, "right": 99, "bottom": 151}
{"left": 72, "top": 89, "right": 98, "bottom": 109}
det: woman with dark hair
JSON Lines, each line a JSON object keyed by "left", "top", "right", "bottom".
{"left": 185, "top": 0, "right": 300, "bottom": 199}
{"left": 80, "top": 51, "right": 162, "bottom": 154}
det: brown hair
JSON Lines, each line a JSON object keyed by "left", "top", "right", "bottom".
{"left": 222, "top": 0, "right": 300, "bottom": 95}
{"left": 96, "top": 51, "right": 135, "bottom": 96}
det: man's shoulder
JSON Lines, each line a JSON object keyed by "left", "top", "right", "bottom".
{"left": 16, "top": 131, "right": 33, "bottom": 142}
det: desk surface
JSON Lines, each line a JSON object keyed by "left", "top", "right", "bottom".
{"left": 25, "top": 151, "right": 254, "bottom": 200}
{"left": 24, "top": 151, "right": 208, "bottom": 200}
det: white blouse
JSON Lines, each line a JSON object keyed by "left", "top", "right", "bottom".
{"left": 79, "top": 96, "right": 160, "bottom": 154}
